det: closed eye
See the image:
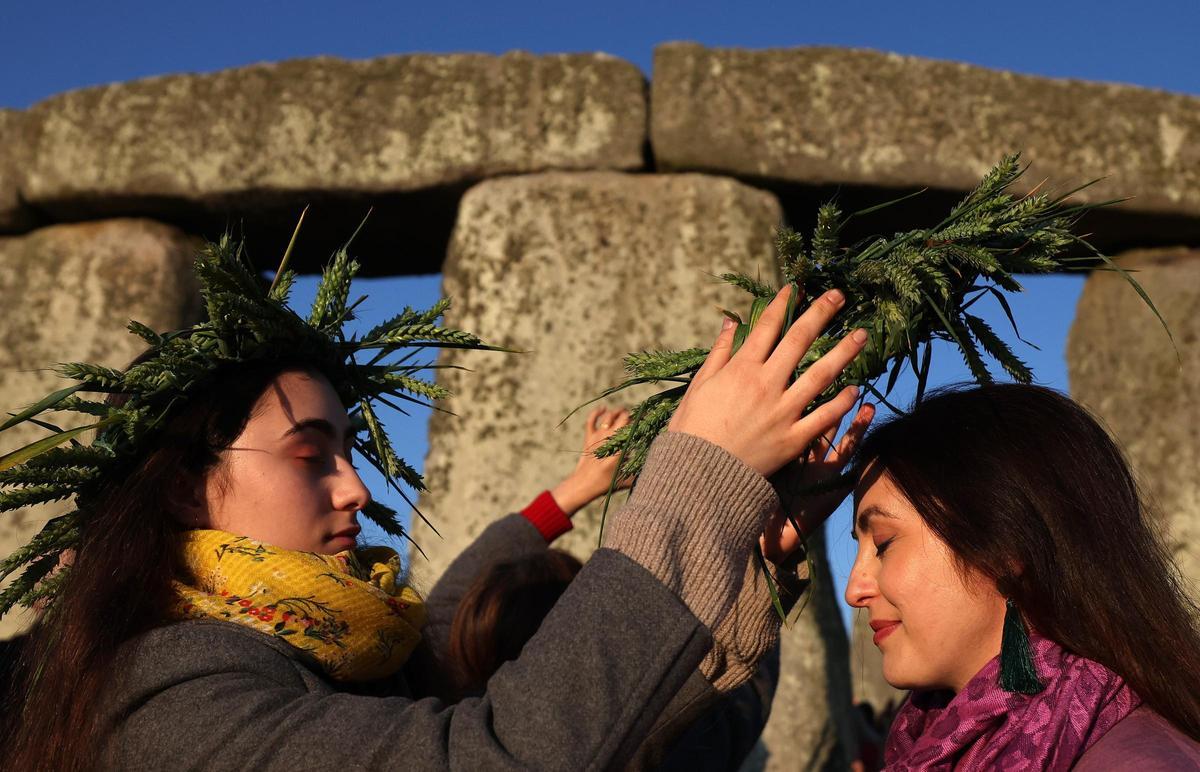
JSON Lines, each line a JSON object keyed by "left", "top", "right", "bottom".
{"left": 294, "top": 445, "right": 329, "bottom": 465}
{"left": 874, "top": 537, "right": 895, "bottom": 557}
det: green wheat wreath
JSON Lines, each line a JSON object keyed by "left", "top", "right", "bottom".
{"left": 0, "top": 213, "right": 507, "bottom": 618}
{"left": 581, "top": 153, "right": 1168, "bottom": 538}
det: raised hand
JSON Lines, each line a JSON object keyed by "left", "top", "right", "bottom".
{"left": 550, "top": 406, "right": 633, "bottom": 516}
{"left": 760, "top": 402, "right": 875, "bottom": 563}
{"left": 668, "top": 285, "right": 867, "bottom": 479}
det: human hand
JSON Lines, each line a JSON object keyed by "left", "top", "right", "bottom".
{"left": 549, "top": 406, "right": 633, "bottom": 516}
{"left": 668, "top": 285, "right": 867, "bottom": 479}
{"left": 760, "top": 402, "right": 875, "bottom": 563}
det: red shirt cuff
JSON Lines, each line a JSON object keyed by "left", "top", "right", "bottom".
{"left": 521, "top": 490, "right": 573, "bottom": 543}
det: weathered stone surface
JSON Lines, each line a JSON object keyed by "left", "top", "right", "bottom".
{"left": 414, "top": 171, "right": 782, "bottom": 574}
{"left": 0, "top": 109, "right": 34, "bottom": 232}
{"left": 0, "top": 219, "right": 202, "bottom": 638}
{"left": 18, "top": 53, "right": 645, "bottom": 217}
{"left": 412, "top": 170, "right": 849, "bottom": 768}
{"left": 653, "top": 43, "right": 1200, "bottom": 225}
{"left": 1067, "top": 248, "right": 1200, "bottom": 594}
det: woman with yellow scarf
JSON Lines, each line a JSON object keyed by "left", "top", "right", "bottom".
{"left": 0, "top": 236, "right": 865, "bottom": 772}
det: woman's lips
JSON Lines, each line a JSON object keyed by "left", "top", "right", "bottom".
{"left": 870, "top": 619, "right": 900, "bottom": 646}
{"left": 329, "top": 525, "right": 361, "bottom": 548}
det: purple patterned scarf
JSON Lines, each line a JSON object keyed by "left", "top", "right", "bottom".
{"left": 884, "top": 634, "right": 1141, "bottom": 770}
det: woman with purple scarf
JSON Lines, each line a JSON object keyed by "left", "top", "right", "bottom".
{"left": 833, "top": 383, "right": 1200, "bottom": 770}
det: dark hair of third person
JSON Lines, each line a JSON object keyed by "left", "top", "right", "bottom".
{"left": 448, "top": 550, "right": 583, "bottom": 698}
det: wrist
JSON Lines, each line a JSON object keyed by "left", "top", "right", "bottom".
{"left": 549, "top": 476, "right": 596, "bottom": 517}
{"left": 521, "top": 491, "right": 573, "bottom": 543}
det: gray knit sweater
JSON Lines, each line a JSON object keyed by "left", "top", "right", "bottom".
{"left": 99, "top": 432, "right": 791, "bottom": 770}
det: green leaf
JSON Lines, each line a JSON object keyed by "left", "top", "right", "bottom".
{"left": 360, "top": 500, "right": 408, "bottom": 541}
{"left": 561, "top": 373, "right": 691, "bottom": 426}
{"left": 720, "top": 272, "right": 775, "bottom": 299}
{"left": 775, "top": 226, "right": 805, "bottom": 257}
{"left": 861, "top": 382, "right": 908, "bottom": 416}
{"left": 623, "top": 349, "right": 709, "bottom": 379}
{"left": 755, "top": 547, "right": 788, "bottom": 624}
{"left": 978, "top": 286, "right": 1039, "bottom": 349}
{"left": 0, "top": 514, "right": 76, "bottom": 580}
{"left": 811, "top": 203, "right": 842, "bottom": 264}
{"left": 843, "top": 187, "right": 928, "bottom": 221}
{"left": 917, "top": 340, "right": 936, "bottom": 402}
{"left": 920, "top": 291, "right": 991, "bottom": 383}
{"left": 950, "top": 320, "right": 993, "bottom": 383}
{"left": 0, "top": 465, "right": 99, "bottom": 487}
{"left": 269, "top": 205, "right": 308, "bottom": 300}
{"left": 732, "top": 323, "right": 751, "bottom": 354}
{"left": 0, "top": 417, "right": 118, "bottom": 472}
{"left": 126, "top": 320, "right": 164, "bottom": 346}
{"left": 377, "top": 374, "right": 451, "bottom": 402}
{"left": 309, "top": 247, "right": 360, "bottom": 330}
{"left": 55, "top": 363, "right": 125, "bottom": 391}
{"left": 884, "top": 351, "right": 906, "bottom": 397}
{"left": 964, "top": 314, "right": 1032, "bottom": 383}
{"left": 0, "top": 384, "right": 86, "bottom": 433}
{"left": 0, "top": 553, "right": 57, "bottom": 616}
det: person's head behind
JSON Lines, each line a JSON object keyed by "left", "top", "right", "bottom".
{"left": 5, "top": 357, "right": 372, "bottom": 771}
{"left": 448, "top": 550, "right": 583, "bottom": 697}
{"left": 846, "top": 383, "right": 1200, "bottom": 740}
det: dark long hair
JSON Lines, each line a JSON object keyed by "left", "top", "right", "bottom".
{"left": 2, "top": 358, "right": 320, "bottom": 772}
{"left": 850, "top": 383, "right": 1200, "bottom": 741}
{"left": 447, "top": 549, "right": 582, "bottom": 698}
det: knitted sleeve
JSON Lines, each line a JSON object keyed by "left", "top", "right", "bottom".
{"left": 603, "top": 431, "right": 799, "bottom": 692}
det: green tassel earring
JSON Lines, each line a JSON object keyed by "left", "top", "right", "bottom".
{"left": 1000, "top": 598, "right": 1044, "bottom": 694}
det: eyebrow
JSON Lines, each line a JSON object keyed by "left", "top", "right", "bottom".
{"left": 851, "top": 505, "right": 899, "bottom": 540}
{"left": 279, "top": 418, "right": 353, "bottom": 444}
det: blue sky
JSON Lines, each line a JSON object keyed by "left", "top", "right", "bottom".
{"left": 2, "top": 2, "right": 1199, "bottom": 107}
{"left": 4, "top": 1, "right": 1194, "bottom": 627}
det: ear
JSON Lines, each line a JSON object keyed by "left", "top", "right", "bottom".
{"left": 167, "top": 468, "right": 210, "bottom": 528}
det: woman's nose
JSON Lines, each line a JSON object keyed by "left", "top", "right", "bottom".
{"left": 333, "top": 457, "right": 372, "bottom": 512}
{"left": 844, "top": 558, "right": 878, "bottom": 609}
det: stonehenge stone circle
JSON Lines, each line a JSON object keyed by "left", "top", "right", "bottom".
{"left": 2, "top": 42, "right": 1198, "bottom": 768}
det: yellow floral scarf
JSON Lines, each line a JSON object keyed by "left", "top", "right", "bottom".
{"left": 172, "top": 529, "right": 426, "bottom": 682}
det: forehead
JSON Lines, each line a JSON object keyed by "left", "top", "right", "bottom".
{"left": 853, "top": 459, "right": 890, "bottom": 507}
{"left": 853, "top": 468, "right": 912, "bottom": 532}
{"left": 246, "top": 370, "right": 349, "bottom": 435}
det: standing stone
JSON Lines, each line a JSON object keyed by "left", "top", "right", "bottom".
{"left": 17, "top": 53, "right": 646, "bottom": 218}
{"left": 1067, "top": 248, "right": 1200, "bottom": 593}
{"left": 652, "top": 43, "right": 1200, "bottom": 221}
{"left": 0, "top": 109, "right": 34, "bottom": 232}
{"left": 0, "top": 219, "right": 202, "bottom": 638}
{"left": 753, "top": 530, "right": 853, "bottom": 771}
{"left": 412, "top": 170, "right": 850, "bottom": 769}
